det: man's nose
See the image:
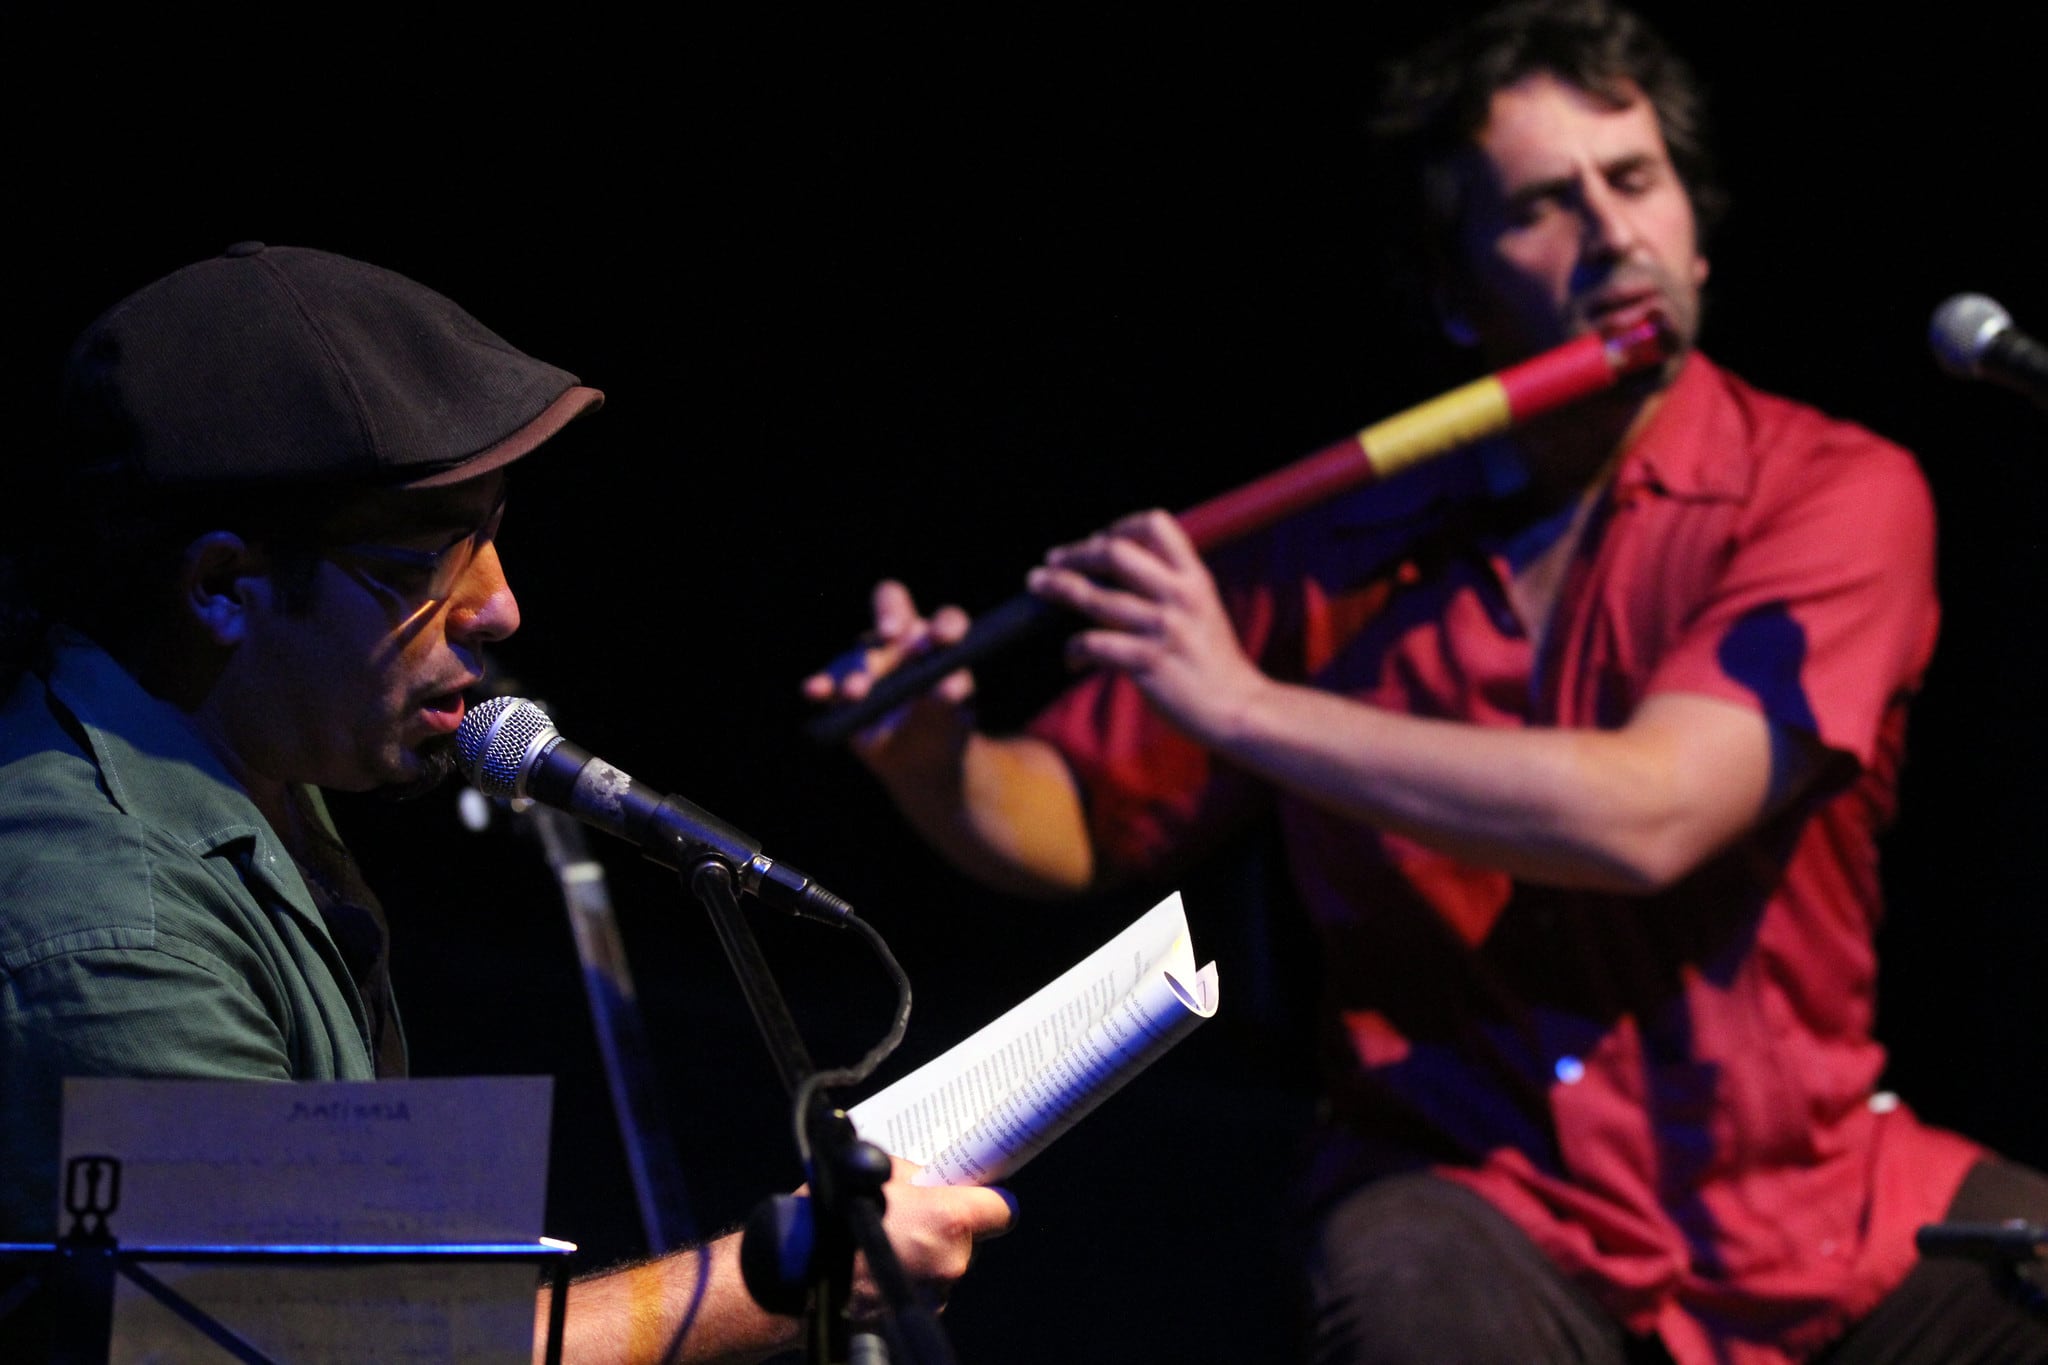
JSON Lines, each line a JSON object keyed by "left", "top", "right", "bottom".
{"left": 1579, "top": 179, "right": 1639, "bottom": 261}
{"left": 446, "top": 542, "right": 521, "bottom": 644}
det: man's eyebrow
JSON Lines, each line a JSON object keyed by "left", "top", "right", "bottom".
{"left": 1503, "top": 173, "right": 1577, "bottom": 208}
{"left": 1600, "top": 151, "right": 1662, "bottom": 181}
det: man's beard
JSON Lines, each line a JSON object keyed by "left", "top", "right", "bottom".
{"left": 376, "top": 734, "right": 460, "bottom": 803}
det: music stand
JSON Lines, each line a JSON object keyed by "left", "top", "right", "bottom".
{"left": 0, "top": 1155, "right": 575, "bottom": 1364}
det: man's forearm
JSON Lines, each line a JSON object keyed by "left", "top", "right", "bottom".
{"left": 533, "top": 1171, "right": 1015, "bottom": 1364}
{"left": 1208, "top": 684, "right": 1786, "bottom": 893}
{"left": 534, "top": 1232, "right": 792, "bottom": 1365}
{"left": 876, "top": 730, "right": 1096, "bottom": 899}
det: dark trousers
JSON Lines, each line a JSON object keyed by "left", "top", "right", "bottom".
{"left": 1306, "top": 1160, "right": 2048, "bottom": 1365}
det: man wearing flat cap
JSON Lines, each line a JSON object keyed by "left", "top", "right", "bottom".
{"left": 0, "top": 242, "right": 1013, "bottom": 1362}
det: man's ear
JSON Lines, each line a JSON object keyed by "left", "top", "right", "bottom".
{"left": 178, "top": 532, "right": 265, "bottom": 646}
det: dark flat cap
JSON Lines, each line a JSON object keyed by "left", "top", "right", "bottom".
{"left": 61, "top": 242, "right": 603, "bottom": 489}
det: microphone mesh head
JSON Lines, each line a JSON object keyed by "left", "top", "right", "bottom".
{"left": 455, "top": 694, "right": 555, "bottom": 798}
{"left": 1930, "top": 293, "right": 2011, "bottom": 378}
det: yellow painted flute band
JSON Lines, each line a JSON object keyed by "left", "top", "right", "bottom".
{"left": 1357, "top": 375, "right": 1513, "bottom": 476}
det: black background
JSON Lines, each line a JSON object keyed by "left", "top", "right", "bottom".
{"left": 12, "top": 5, "right": 2047, "bottom": 1360}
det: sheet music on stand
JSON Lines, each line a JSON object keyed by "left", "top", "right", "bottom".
{"left": 55, "top": 1075, "right": 558, "bottom": 1364}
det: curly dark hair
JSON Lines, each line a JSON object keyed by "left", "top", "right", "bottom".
{"left": 1367, "top": 0, "right": 1724, "bottom": 304}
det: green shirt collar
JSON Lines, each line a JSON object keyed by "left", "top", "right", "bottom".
{"left": 39, "top": 629, "right": 328, "bottom": 910}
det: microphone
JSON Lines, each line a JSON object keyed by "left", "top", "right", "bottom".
{"left": 457, "top": 695, "right": 855, "bottom": 925}
{"left": 1930, "top": 293, "right": 2048, "bottom": 410}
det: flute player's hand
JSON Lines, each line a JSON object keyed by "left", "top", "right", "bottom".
{"left": 802, "top": 580, "right": 978, "bottom": 776}
{"left": 1026, "top": 508, "right": 1266, "bottom": 748}
{"left": 803, "top": 577, "right": 1101, "bottom": 898}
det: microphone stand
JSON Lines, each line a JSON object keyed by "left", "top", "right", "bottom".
{"left": 685, "top": 858, "right": 956, "bottom": 1365}
{"left": 527, "top": 798, "right": 699, "bottom": 1255}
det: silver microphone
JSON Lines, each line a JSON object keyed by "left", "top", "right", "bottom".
{"left": 456, "top": 695, "right": 854, "bottom": 925}
{"left": 1930, "top": 293, "right": 2048, "bottom": 410}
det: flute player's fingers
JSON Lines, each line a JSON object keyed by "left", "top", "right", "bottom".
{"left": 803, "top": 580, "right": 977, "bottom": 741}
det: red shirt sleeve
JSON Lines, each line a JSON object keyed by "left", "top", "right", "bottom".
{"left": 1638, "top": 402, "right": 1938, "bottom": 771}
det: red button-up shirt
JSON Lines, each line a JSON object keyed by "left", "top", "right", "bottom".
{"left": 1030, "top": 354, "right": 1984, "bottom": 1363}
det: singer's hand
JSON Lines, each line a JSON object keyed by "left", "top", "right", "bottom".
{"left": 1027, "top": 509, "right": 1268, "bottom": 745}
{"left": 849, "top": 1157, "right": 1018, "bottom": 1318}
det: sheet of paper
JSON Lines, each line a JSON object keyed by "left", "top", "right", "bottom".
{"left": 910, "top": 953, "right": 1220, "bottom": 1184}
{"left": 850, "top": 890, "right": 1219, "bottom": 1182}
{"left": 58, "top": 1076, "right": 554, "bottom": 1364}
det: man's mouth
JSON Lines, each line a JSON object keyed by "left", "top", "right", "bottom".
{"left": 419, "top": 690, "right": 468, "bottom": 735}
{"left": 1583, "top": 289, "right": 1663, "bottom": 334}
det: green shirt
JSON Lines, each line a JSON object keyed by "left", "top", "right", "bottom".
{"left": 0, "top": 634, "right": 395, "bottom": 1240}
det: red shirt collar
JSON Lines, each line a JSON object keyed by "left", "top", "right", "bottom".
{"left": 1615, "top": 351, "right": 1758, "bottom": 503}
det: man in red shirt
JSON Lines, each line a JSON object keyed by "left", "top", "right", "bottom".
{"left": 806, "top": 1, "right": 2048, "bottom": 1360}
